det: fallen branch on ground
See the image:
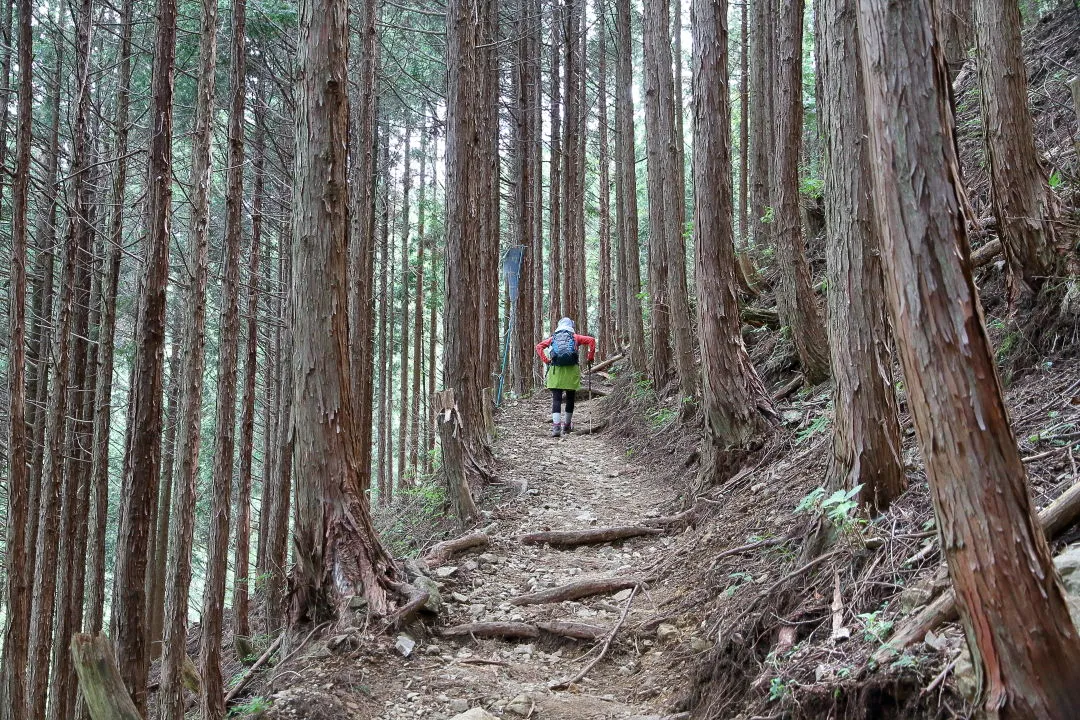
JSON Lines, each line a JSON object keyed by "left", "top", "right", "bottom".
{"left": 535, "top": 620, "right": 607, "bottom": 640}
{"left": 644, "top": 503, "right": 701, "bottom": 529}
{"left": 970, "top": 238, "right": 1001, "bottom": 268}
{"left": 873, "top": 478, "right": 1080, "bottom": 664}
{"left": 550, "top": 586, "right": 638, "bottom": 690}
{"left": 511, "top": 577, "right": 646, "bottom": 606}
{"left": 424, "top": 532, "right": 491, "bottom": 567}
{"left": 441, "top": 622, "right": 540, "bottom": 639}
{"left": 707, "top": 536, "right": 788, "bottom": 571}
{"left": 389, "top": 581, "right": 432, "bottom": 628}
{"left": 741, "top": 306, "right": 780, "bottom": 329}
{"left": 589, "top": 353, "right": 624, "bottom": 374}
{"left": 224, "top": 633, "right": 286, "bottom": 705}
{"left": 520, "top": 526, "right": 663, "bottom": 547}
{"left": 772, "top": 374, "right": 804, "bottom": 401}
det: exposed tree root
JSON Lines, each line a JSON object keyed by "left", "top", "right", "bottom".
{"left": 511, "top": 577, "right": 646, "bottom": 606}
{"left": 534, "top": 620, "right": 607, "bottom": 640}
{"left": 423, "top": 532, "right": 491, "bottom": 567}
{"left": 519, "top": 525, "right": 663, "bottom": 547}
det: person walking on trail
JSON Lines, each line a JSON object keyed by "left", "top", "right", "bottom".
{"left": 536, "top": 317, "right": 597, "bottom": 437}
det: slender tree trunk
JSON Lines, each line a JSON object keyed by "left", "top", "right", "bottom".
{"left": 443, "top": 0, "right": 498, "bottom": 522}
{"left": 290, "top": 0, "right": 398, "bottom": 620}
{"left": 50, "top": 2, "right": 98, "bottom": 700}
{"left": 26, "top": 39, "right": 63, "bottom": 610}
{"left": 1, "top": 0, "right": 33, "bottom": 713}
{"left": 86, "top": 0, "right": 134, "bottom": 647}
{"left": 856, "top": 2, "right": 1080, "bottom": 715}
{"left": 817, "top": 0, "right": 904, "bottom": 512}
{"left": 234, "top": 69, "right": 265, "bottom": 656}
{"left": 200, "top": 0, "right": 242, "bottom": 709}
{"left": 692, "top": 0, "right": 775, "bottom": 482}
{"left": 158, "top": 0, "right": 215, "bottom": 713}
{"left": 748, "top": 0, "right": 772, "bottom": 253}
{"left": 939, "top": 0, "right": 972, "bottom": 84}
{"left": 396, "top": 126, "right": 413, "bottom": 491}
{"left": 349, "top": 0, "right": 379, "bottom": 498}
{"left": 597, "top": 0, "right": 614, "bottom": 357}
{"left": 264, "top": 217, "right": 294, "bottom": 634}
{"left": 426, "top": 245, "right": 438, "bottom": 475}
{"left": 772, "top": 0, "right": 829, "bottom": 383}
{"left": 377, "top": 121, "right": 394, "bottom": 504}
{"left": 737, "top": 1, "right": 749, "bottom": 251}
{"left": 562, "top": 0, "right": 586, "bottom": 327}
{"left": 972, "top": 0, "right": 1059, "bottom": 303}
{"left": 410, "top": 133, "right": 428, "bottom": 474}
{"left": 146, "top": 348, "right": 179, "bottom": 662}
{"left": 548, "top": 6, "right": 564, "bottom": 328}
{"left": 614, "top": 0, "right": 647, "bottom": 374}
{"left": 513, "top": 0, "right": 537, "bottom": 393}
{"left": 111, "top": 0, "right": 176, "bottom": 707}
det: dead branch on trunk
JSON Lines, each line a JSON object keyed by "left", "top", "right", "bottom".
{"left": 741, "top": 306, "right": 780, "bottom": 329}
{"left": 511, "top": 577, "right": 646, "bottom": 605}
{"left": 423, "top": 532, "right": 491, "bottom": 567}
{"left": 519, "top": 525, "right": 663, "bottom": 547}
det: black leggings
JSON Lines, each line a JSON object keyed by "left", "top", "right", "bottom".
{"left": 552, "top": 389, "right": 576, "bottom": 413}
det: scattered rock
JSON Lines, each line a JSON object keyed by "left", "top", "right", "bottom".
{"left": 414, "top": 575, "right": 445, "bottom": 614}
{"left": 612, "top": 588, "right": 633, "bottom": 602}
{"left": 656, "top": 623, "right": 679, "bottom": 642}
{"left": 1054, "top": 543, "right": 1080, "bottom": 628}
{"left": 691, "top": 636, "right": 711, "bottom": 652}
{"left": 505, "top": 694, "right": 536, "bottom": 716}
{"left": 449, "top": 709, "right": 499, "bottom": 720}
{"left": 348, "top": 594, "right": 368, "bottom": 610}
{"left": 435, "top": 565, "right": 460, "bottom": 579}
{"left": 449, "top": 699, "right": 470, "bottom": 713}
{"left": 395, "top": 634, "right": 417, "bottom": 657}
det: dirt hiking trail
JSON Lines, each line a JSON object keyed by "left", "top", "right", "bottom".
{"left": 272, "top": 387, "right": 694, "bottom": 720}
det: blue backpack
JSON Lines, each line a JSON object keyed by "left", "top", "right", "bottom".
{"left": 550, "top": 329, "right": 578, "bottom": 366}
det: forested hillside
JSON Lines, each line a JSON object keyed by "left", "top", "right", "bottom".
{"left": 0, "top": 0, "right": 1078, "bottom": 718}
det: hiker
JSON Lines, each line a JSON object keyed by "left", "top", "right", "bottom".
{"left": 536, "top": 317, "right": 597, "bottom": 437}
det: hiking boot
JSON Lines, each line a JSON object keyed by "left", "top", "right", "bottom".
{"left": 551, "top": 423, "right": 562, "bottom": 438}
{"left": 562, "top": 422, "right": 573, "bottom": 434}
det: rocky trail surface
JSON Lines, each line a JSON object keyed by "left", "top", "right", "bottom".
{"left": 363, "top": 387, "right": 694, "bottom": 720}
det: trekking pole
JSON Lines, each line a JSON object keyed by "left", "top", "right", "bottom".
{"left": 587, "top": 359, "right": 593, "bottom": 434}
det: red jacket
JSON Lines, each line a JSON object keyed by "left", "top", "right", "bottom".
{"left": 536, "top": 333, "right": 596, "bottom": 364}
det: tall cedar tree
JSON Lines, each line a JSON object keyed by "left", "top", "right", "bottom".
{"left": 396, "top": 126, "right": 413, "bottom": 492}
{"left": 816, "top": 0, "right": 904, "bottom": 511}
{"left": 641, "top": 0, "right": 673, "bottom": 387}
{"left": 772, "top": 0, "right": 829, "bottom": 383}
{"left": 548, "top": 6, "right": 564, "bottom": 328}
{"left": 441, "top": 0, "right": 498, "bottom": 521}
{"left": 235, "top": 70, "right": 266, "bottom": 654}
{"left": 562, "top": 0, "right": 586, "bottom": 328}
{"left": 159, "top": 0, "right": 217, "bottom": 715}
{"left": 596, "top": 0, "right": 614, "bottom": 356}
{"left": 614, "top": 0, "right": 647, "bottom": 373}
{"left": 86, "top": 0, "right": 134, "bottom": 647}
{"left": 748, "top": 0, "right": 771, "bottom": 251}
{"left": 201, "top": 0, "right": 247, "bottom": 709}
{"left": 289, "top": 0, "right": 397, "bottom": 619}
{"left": 1, "top": 0, "right": 32, "bottom": 713}
{"left": 691, "top": 0, "right": 774, "bottom": 479}
{"left": 410, "top": 132, "right": 429, "bottom": 472}
{"left": 972, "top": 0, "right": 1060, "bottom": 303}
{"left": 855, "top": 0, "right": 1080, "bottom": 715}
{"left": 112, "top": 0, "right": 176, "bottom": 707}
{"left": 513, "top": 0, "right": 538, "bottom": 393}
{"left": 349, "top": 0, "right": 379, "bottom": 497}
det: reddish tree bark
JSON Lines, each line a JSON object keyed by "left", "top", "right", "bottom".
{"left": 817, "top": 0, "right": 904, "bottom": 511}
{"left": 856, "top": 1, "right": 1080, "bottom": 715}
{"left": 111, "top": 0, "right": 176, "bottom": 707}
{"left": 691, "top": 0, "right": 775, "bottom": 481}
{"left": 1, "top": 0, "right": 33, "bottom": 713}
{"left": 289, "top": 0, "right": 398, "bottom": 619}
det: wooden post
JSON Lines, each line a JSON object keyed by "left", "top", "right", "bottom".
{"left": 71, "top": 633, "right": 143, "bottom": 720}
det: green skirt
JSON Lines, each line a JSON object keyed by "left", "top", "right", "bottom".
{"left": 546, "top": 363, "right": 581, "bottom": 391}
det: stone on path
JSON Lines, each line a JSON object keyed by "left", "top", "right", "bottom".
{"left": 449, "top": 709, "right": 500, "bottom": 720}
